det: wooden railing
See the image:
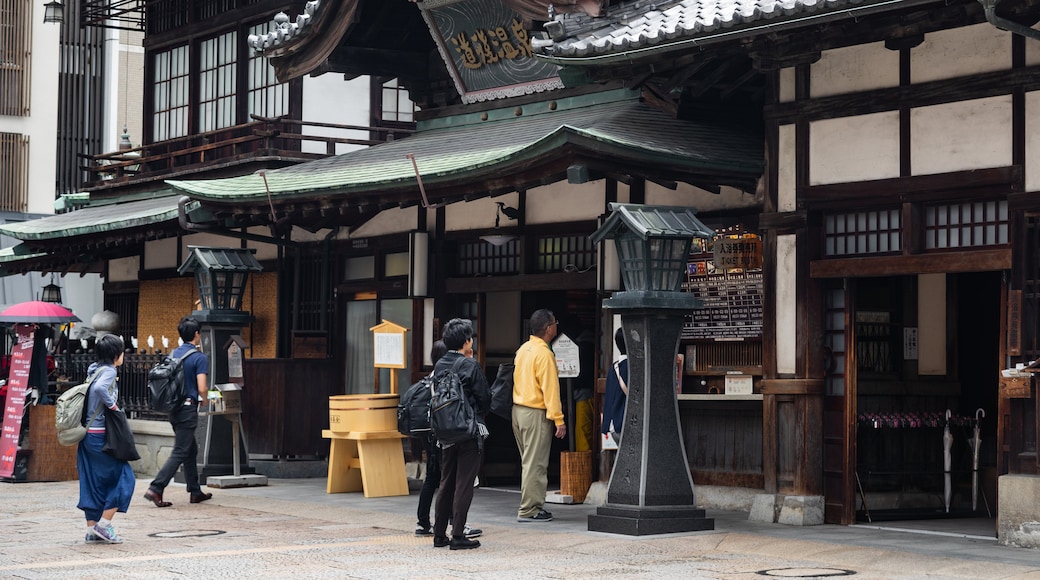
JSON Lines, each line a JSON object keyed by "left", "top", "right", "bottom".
{"left": 84, "top": 116, "right": 414, "bottom": 187}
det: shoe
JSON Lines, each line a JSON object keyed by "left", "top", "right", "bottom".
{"left": 433, "top": 535, "right": 450, "bottom": 548}
{"left": 517, "top": 509, "right": 553, "bottom": 522}
{"left": 415, "top": 525, "right": 433, "bottom": 537}
{"left": 449, "top": 536, "right": 481, "bottom": 550}
{"left": 143, "top": 488, "right": 172, "bottom": 508}
{"left": 463, "top": 524, "right": 482, "bottom": 538}
{"left": 91, "top": 524, "right": 123, "bottom": 544}
{"left": 85, "top": 532, "right": 104, "bottom": 543}
{"left": 190, "top": 492, "right": 213, "bottom": 504}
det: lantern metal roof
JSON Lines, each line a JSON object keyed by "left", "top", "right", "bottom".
{"left": 177, "top": 246, "right": 264, "bottom": 276}
{"left": 590, "top": 202, "right": 715, "bottom": 244}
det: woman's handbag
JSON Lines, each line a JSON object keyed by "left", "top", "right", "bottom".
{"left": 102, "top": 407, "right": 141, "bottom": 462}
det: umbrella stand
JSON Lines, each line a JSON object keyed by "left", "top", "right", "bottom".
{"left": 943, "top": 409, "right": 953, "bottom": 514}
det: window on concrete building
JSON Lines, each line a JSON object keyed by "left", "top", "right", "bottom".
{"left": 0, "top": 0, "right": 31, "bottom": 116}
{"left": 152, "top": 45, "right": 189, "bottom": 140}
{"left": 380, "top": 78, "right": 414, "bottom": 123}
{"left": 199, "top": 31, "right": 237, "bottom": 132}
{"left": 0, "top": 132, "right": 29, "bottom": 211}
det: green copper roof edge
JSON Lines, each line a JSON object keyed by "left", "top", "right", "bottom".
{"left": 0, "top": 198, "right": 182, "bottom": 241}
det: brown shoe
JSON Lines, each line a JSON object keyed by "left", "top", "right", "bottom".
{"left": 189, "top": 492, "right": 213, "bottom": 504}
{"left": 143, "top": 488, "right": 172, "bottom": 508}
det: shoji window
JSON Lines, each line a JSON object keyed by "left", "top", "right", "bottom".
{"left": 380, "top": 78, "right": 414, "bottom": 123}
{"left": 923, "top": 200, "right": 1009, "bottom": 249}
{"left": 152, "top": 45, "right": 189, "bottom": 140}
{"left": 199, "top": 31, "right": 237, "bottom": 132}
{"left": 247, "top": 23, "right": 287, "bottom": 118}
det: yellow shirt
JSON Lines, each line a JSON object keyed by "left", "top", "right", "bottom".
{"left": 512, "top": 335, "right": 564, "bottom": 426}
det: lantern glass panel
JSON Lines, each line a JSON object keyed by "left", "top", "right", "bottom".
{"left": 648, "top": 238, "right": 692, "bottom": 292}
{"left": 195, "top": 270, "right": 214, "bottom": 310}
{"left": 616, "top": 234, "right": 647, "bottom": 291}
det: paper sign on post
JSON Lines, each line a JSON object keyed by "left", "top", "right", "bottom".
{"left": 553, "top": 333, "right": 580, "bottom": 379}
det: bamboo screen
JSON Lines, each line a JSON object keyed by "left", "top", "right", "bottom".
{"left": 0, "top": 0, "right": 32, "bottom": 116}
{"left": 0, "top": 132, "right": 29, "bottom": 212}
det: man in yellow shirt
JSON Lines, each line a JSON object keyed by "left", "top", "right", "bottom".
{"left": 511, "top": 309, "right": 566, "bottom": 522}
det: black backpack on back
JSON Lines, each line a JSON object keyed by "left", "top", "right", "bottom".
{"left": 489, "top": 362, "right": 514, "bottom": 420}
{"left": 429, "top": 358, "right": 477, "bottom": 444}
{"left": 397, "top": 375, "right": 434, "bottom": 436}
{"left": 147, "top": 348, "right": 198, "bottom": 414}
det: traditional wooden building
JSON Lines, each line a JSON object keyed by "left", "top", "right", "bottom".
{"left": 532, "top": 0, "right": 1040, "bottom": 545}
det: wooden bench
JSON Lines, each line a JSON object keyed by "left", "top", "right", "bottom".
{"left": 321, "top": 429, "right": 409, "bottom": 497}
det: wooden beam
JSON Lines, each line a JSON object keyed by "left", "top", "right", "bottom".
{"left": 802, "top": 166, "right": 1021, "bottom": 207}
{"left": 809, "top": 248, "right": 1012, "bottom": 278}
{"left": 445, "top": 271, "right": 596, "bottom": 293}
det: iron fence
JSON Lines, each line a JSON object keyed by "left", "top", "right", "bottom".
{"left": 55, "top": 351, "right": 168, "bottom": 420}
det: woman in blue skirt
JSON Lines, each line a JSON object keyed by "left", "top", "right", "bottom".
{"left": 77, "top": 334, "right": 135, "bottom": 544}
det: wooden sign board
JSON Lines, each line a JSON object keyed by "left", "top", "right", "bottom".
{"left": 371, "top": 320, "right": 409, "bottom": 369}
{"left": 713, "top": 236, "right": 763, "bottom": 271}
{"left": 419, "top": 0, "right": 563, "bottom": 103}
{"left": 1008, "top": 289, "right": 1021, "bottom": 356}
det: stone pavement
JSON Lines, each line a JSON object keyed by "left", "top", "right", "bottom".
{"left": 2, "top": 477, "right": 1039, "bottom": 579}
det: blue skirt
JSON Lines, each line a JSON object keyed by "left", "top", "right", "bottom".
{"left": 77, "top": 432, "right": 135, "bottom": 522}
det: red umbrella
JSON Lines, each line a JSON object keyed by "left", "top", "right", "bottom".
{"left": 0, "top": 301, "right": 81, "bottom": 323}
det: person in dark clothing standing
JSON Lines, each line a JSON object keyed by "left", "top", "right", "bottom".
{"left": 601, "top": 327, "right": 629, "bottom": 444}
{"left": 432, "top": 318, "right": 490, "bottom": 550}
{"left": 143, "top": 316, "right": 213, "bottom": 507}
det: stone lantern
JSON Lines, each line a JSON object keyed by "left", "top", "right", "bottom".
{"left": 178, "top": 246, "right": 262, "bottom": 479}
{"left": 588, "top": 203, "right": 715, "bottom": 535}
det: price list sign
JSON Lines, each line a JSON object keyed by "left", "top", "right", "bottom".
{"left": 682, "top": 267, "right": 764, "bottom": 340}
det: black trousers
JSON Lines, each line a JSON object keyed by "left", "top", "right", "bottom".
{"left": 149, "top": 403, "right": 202, "bottom": 494}
{"left": 416, "top": 436, "right": 441, "bottom": 529}
{"left": 433, "top": 438, "right": 481, "bottom": 539}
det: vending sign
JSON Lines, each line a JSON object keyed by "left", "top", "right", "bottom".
{"left": 0, "top": 325, "right": 35, "bottom": 478}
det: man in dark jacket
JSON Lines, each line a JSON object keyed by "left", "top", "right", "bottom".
{"left": 432, "top": 318, "right": 491, "bottom": 550}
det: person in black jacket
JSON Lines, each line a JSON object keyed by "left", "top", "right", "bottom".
{"left": 432, "top": 318, "right": 491, "bottom": 550}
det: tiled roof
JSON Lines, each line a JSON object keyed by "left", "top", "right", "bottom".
{"left": 247, "top": 1, "right": 320, "bottom": 52}
{"left": 0, "top": 196, "right": 181, "bottom": 241}
{"left": 536, "top": 0, "right": 920, "bottom": 60}
{"left": 167, "top": 89, "right": 763, "bottom": 203}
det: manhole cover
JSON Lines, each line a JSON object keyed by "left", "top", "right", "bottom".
{"left": 149, "top": 530, "right": 227, "bottom": 538}
{"left": 757, "top": 568, "right": 856, "bottom": 578}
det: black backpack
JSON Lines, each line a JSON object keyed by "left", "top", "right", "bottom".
{"left": 429, "top": 358, "right": 477, "bottom": 444}
{"left": 397, "top": 375, "right": 434, "bottom": 436}
{"left": 489, "top": 362, "right": 514, "bottom": 420}
{"left": 147, "top": 348, "right": 198, "bottom": 413}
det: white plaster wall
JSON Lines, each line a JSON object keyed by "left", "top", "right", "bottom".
{"left": 910, "top": 95, "right": 1012, "bottom": 176}
{"left": 1028, "top": 39, "right": 1040, "bottom": 67}
{"left": 144, "top": 237, "right": 178, "bottom": 270}
{"left": 779, "top": 68, "right": 796, "bottom": 103}
{"left": 13, "top": 19, "right": 61, "bottom": 215}
{"left": 181, "top": 232, "right": 236, "bottom": 259}
{"left": 646, "top": 182, "right": 759, "bottom": 211}
{"left": 244, "top": 227, "right": 281, "bottom": 261}
{"left": 64, "top": 274, "right": 105, "bottom": 325}
{"left": 778, "top": 124, "right": 796, "bottom": 211}
{"left": 917, "top": 273, "right": 947, "bottom": 375}
{"left": 809, "top": 111, "right": 900, "bottom": 185}
{"left": 302, "top": 74, "right": 371, "bottom": 155}
{"left": 445, "top": 194, "right": 520, "bottom": 231}
{"left": 775, "top": 234, "right": 797, "bottom": 375}
{"left": 526, "top": 180, "right": 603, "bottom": 224}
{"left": 108, "top": 256, "right": 140, "bottom": 282}
{"left": 1027, "top": 92, "right": 1040, "bottom": 192}
{"left": 351, "top": 206, "right": 419, "bottom": 238}
{"left": 911, "top": 23, "right": 1011, "bottom": 84}
{"left": 811, "top": 42, "right": 899, "bottom": 98}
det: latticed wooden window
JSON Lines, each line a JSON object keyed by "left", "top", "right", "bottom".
{"left": 923, "top": 200, "right": 1009, "bottom": 249}
{"left": 536, "top": 234, "right": 596, "bottom": 273}
{"left": 152, "top": 45, "right": 189, "bottom": 140}
{"left": 247, "top": 23, "right": 288, "bottom": 119}
{"left": 824, "top": 208, "right": 902, "bottom": 257}
{"left": 199, "top": 31, "right": 238, "bottom": 132}
{"left": 457, "top": 240, "right": 519, "bottom": 276}
{"left": 0, "top": 0, "right": 32, "bottom": 116}
{"left": 0, "top": 132, "right": 29, "bottom": 212}
{"left": 380, "top": 78, "right": 414, "bottom": 123}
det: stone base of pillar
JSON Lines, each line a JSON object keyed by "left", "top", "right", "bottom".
{"left": 749, "top": 493, "right": 781, "bottom": 523}
{"left": 588, "top": 505, "right": 714, "bottom": 536}
{"left": 777, "top": 495, "right": 824, "bottom": 526}
{"left": 998, "top": 474, "right": 1040, "bottom": 549}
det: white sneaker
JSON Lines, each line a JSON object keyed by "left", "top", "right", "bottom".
{"left": 463, "top": 524, "right": 482, "bottom": 538}
{"left": 91, "top": 523, "right": 123, "bottom": 544}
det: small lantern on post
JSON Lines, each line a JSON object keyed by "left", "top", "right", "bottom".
{"left": 43, "top": 0, "right": 63, "bottom": 24}
{"left": 587, "top": 203, "right": 716, "bottom": 536}
{"left": 178, "top": 246, "right": 263, "bottom": 325}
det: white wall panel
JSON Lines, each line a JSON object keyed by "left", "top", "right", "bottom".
{"left": 1029, "top": 92, "right": 1040, "bottom": 192}
{"left": 646, "top": 182, "right": 760, "bottom": 211}
{"left": 910, "top": 95, "right": 1012, "bottom": 175}
{"left": 108, "top": 256, "right": 140, "bottom": 282}
{"left": 527, "top": 180, "right": 603, "bottom": 224}
{"left": 445, "top": 194, "right": 519, "bottom": 231}
{"left": 809, "top": 112, "right": 900, "bottom": 185}
{"left": 911, "top": 23, "right": 1010, "bottom": 84}
{"left": 351, "top": 206, "right": 418, "bottom": 238}
{"left": 779, "top": 67, "right": 796, "bottom": 103}
{"left": 776, "top": 234, "right": 797, "bottom": 375}
{"left": 144, "top": 237, "right": 178, "bottom": 270}
{"left": 779, "top": 124, "right": 797, "bottom": 211}
{"left": 811, "top": 42, "right": 898, "bottom": 98}
{"left": 1029, "top": 38, "right": 1040, "bottom": 67}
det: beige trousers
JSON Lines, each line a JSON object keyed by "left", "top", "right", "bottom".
{"left": 511, "top": 404, "right": 554, "bottom": 518}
